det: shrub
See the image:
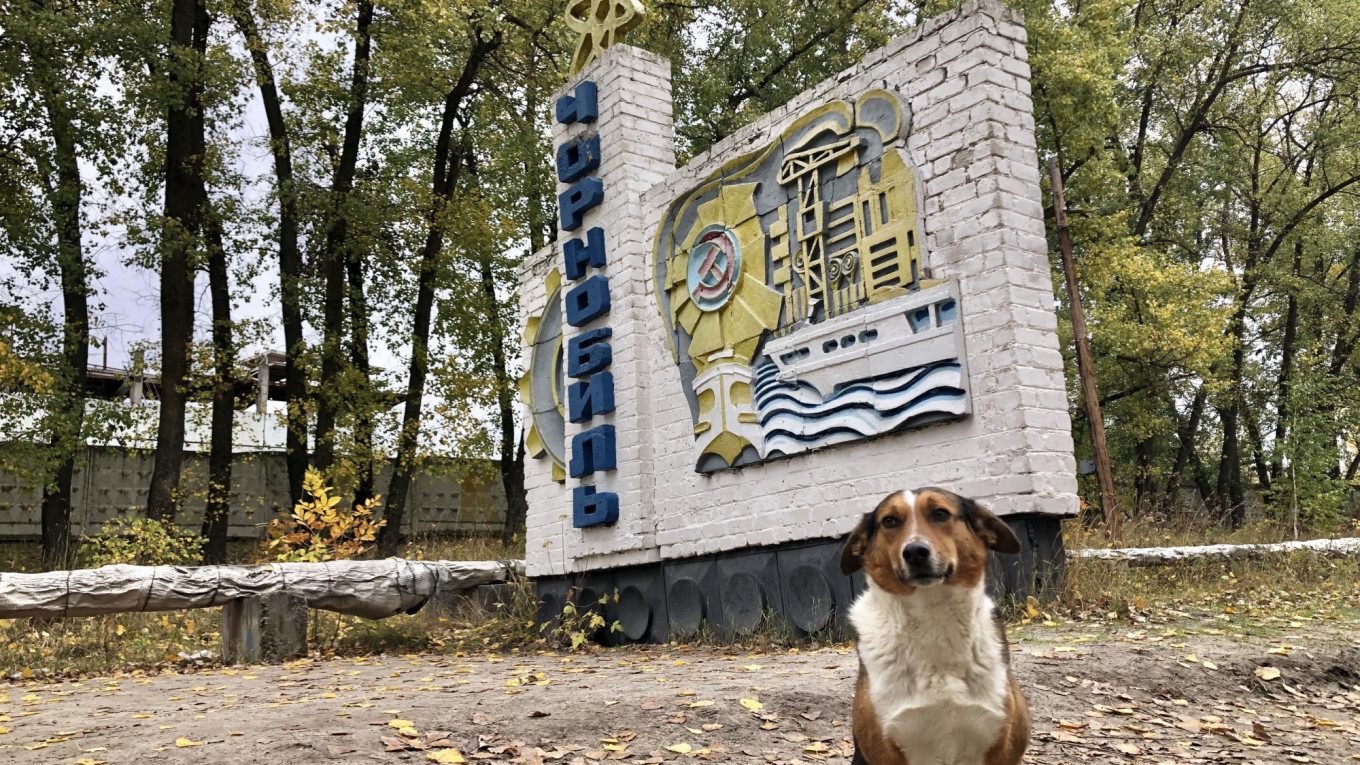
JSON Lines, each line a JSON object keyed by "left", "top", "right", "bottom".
{"left": 265, "top": 468, "right": 385, "bottom": 562}
{"left": 81, "top": 517, "right": 204, "bottom": 567}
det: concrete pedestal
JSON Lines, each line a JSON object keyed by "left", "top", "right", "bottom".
{"left": 534, "top": 515, "right": 1065, "bottom": 644}
{"left": 222, "top": 593, "right": 308, "bottom": 663}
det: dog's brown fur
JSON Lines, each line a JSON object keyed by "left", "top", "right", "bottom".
{"left": 843, "top": 489, "right": 1030, "bottom": 765}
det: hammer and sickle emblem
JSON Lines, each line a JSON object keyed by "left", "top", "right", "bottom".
{"left": 565, "top": 0, "right": 646, "bottom": 74}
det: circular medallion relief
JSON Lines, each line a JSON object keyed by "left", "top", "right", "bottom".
{"left": 526, "top": 284, "right": 566, "bottom": 471}
{"left": 686, "top": 225, "right": 741, "bottom": 312}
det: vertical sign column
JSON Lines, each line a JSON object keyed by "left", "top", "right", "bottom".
{"left": 551, "top": 47, "right": 675, "bottom": 556}
{"left": 554, "top": 81, "right": 618, "bottom": 527}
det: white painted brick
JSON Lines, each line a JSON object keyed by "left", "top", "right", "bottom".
{"left": 524, "top": 1, "right": 1076, "bottom": 577}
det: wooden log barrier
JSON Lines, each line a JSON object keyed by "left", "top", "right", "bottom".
{"left": 0, "top": 558, "right": 525, "bottom": 620}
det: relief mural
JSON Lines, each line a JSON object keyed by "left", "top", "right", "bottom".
{"left": 520, "top": 268, "right": 568, "bottom": 482}
{"left": 653, "top": 90, "right": 971, "bottom": 472}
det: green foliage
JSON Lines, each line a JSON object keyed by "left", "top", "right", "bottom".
{"left": 541, "top": 587, "right": 624, "bottom": 651}
{"left": 80, "top": 517, "right": 205, "bottom": 567}
{"left": 266, "top": 468, "right": 386, "bottom": 562}
{"left": 638, "top": 0, "right": 908, "bottom": 160}
{"left": 1021, "top": 0, "right": 1360, "bottom": 527}
{"left": 6, "top": 0, "right": 1360, "bottom": 546}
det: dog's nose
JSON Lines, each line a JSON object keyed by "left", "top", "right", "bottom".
{"left": 902, "top": 541, "right": 932, "bottom": 566}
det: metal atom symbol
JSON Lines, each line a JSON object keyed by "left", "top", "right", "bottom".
{"left": 686, "top": 226, "right": 741, "bottom": 312}
{"left": 564, "top": 0, "right": 646, "bottom": 74}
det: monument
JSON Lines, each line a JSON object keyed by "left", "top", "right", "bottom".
{"left": 519, "top": 0, "right": 1078, "bottom": 642}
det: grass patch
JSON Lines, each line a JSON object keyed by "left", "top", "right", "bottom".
{"left": 0, "top": 610, "right": 223, "bottom": 678}
{"left": 1066, "top": 512, "right": 1359, "bottom": 551}
{"left": 1042, "top": 518, "right": 1360, "bottom": 635}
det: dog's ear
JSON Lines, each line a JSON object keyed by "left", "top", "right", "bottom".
{"left": 963, "top": 497, "right": 1021, "bottom": 555}
{"left": 840, "top": 511, "right": 876, "bottom": 575}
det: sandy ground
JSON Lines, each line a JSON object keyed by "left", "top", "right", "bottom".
{"left": 3, "top": 619, "right": 1360, "bottom": 764}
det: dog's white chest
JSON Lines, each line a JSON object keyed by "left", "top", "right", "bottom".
{"left": 850, "top": 585, "right": 1010, "bottom": 765}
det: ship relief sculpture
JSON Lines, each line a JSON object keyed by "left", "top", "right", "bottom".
{"left": 653, "top": 90, "right": 971, "bottom": 472}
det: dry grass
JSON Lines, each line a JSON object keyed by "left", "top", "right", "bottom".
{"left": 8, "top": 518, "right": 1360, "bottom": 677}
{"left": 1055, "top": 517, "right": 1360, "bottom": 621}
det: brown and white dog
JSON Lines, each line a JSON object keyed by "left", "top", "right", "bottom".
{"left": 840, "top": 488, "right": 1029, "bottom": 765}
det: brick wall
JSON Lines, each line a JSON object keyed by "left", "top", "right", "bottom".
{"left": 520, "top": 0, "right": 1078, "bottom": 577}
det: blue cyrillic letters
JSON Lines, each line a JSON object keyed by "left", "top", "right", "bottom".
{"left": 568, "top": 372, "right": 615, "bottom": 423}
{"left": 563, "top": 227, "right": 607, "bottom": 280}
{"left": 569, "top": 425, "right": 617, "bottom": 477}
{"left": 567, "top": 327, "right": 612, "bottom": 378}
{"left": 556, "top": 134, "right": 601, "bottom": 184}
{"left": 559, "top": 178, "right": 604, "bottom": 231}
{"left": 565, "top": 275, "right": 610, "bottom": 327}
{"left": 572, "top": 486, "right": 619, "bottom": 528}
{"left": 555, "top": 81, "right": 598, "bottom": 125}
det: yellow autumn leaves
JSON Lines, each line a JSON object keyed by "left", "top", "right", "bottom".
{"left": 266, "top": 468, "right": 386, "bottom": 563}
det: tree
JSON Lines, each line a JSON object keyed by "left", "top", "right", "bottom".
{"left": 312, "top": 0, "right": 375, "bottom": 478}
{"left": 147, "top": 0, "right": 211, "bottom": 523}
{"left": 1024, "top": 0, "right": 1360, "bottom": 526}
{"left": 201, "top": 209, "right": 234, "bottom": 564}
{"left": 229, "top": 0, "right": 309, "bottom": 508}
{"left": 380, "top": 21, "right": 504, "bottom": 556}
{"left": 0, "top": 0, "right": 128, "bottom": 568}
{"left": 35, "top": 48, "right": 90, "bottom": 570}
{"left": 640, "top": 0, "right": 907, "bottom": 159}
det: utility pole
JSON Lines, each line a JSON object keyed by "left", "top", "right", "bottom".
{"left": 1048, "top": 158, "right": 1121, "bottom": 540}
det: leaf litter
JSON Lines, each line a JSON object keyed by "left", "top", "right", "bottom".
{"left": 4, "top": 605, "right": 1360, "bottom": 764}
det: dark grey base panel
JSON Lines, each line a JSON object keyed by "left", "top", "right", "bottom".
{"left": 533, "top": 513, "right": 1065, "bottom": 644}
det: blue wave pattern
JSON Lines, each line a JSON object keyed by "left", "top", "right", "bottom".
{"left": 754, "top": 360, "right": 967, "bottom": 457}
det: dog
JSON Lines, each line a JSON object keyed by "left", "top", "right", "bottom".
{"left": 840, "top": 488, "right": 1029, "bottom": 765}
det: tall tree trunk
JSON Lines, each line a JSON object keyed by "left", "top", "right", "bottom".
{"left": 521, "top": 74, "right": 551, "bottom": 255}
{"left": 1319, "top": 245, "right": 1360, "bottom": 481}
{"left": 347, "top": 251, "right": 374, "bottom": 507}
{"left": 1215, "top": 389, "right": 1245, "bottom": 526}
{"left": 1217, "top": 250, "right": 1259, "bottom": 526}
{"left": 201, "top": 212, "right": 233, "bottom": 564}
{"left": 479, "top": 255, "right": 527, "bottom": 545}
{"left": 380, "top": 145, "right": 460, "bottom": 556}
{"left": 1243, "top": 407, "right": 1271, "bottom": 492}
{"left": 38, "top": 95, "right": 88, "bottom": 571}
{"left": 1168, "top": 386, "right": 1207, "bottom": 498}
{"left": 312, "top": 0, "right": 373, "bottom": 477}
{"left": 1134, "top": 434, "right": 1155, "bottom": 513}
{"left": 1271, "top": 240, "right": 1302, "bottom": 484}
{"left": 147, "top": 0, "right": 209, "bottom": 523}
{"left": 495, "top": 64, "right": 546, "bottom": 548}
{"left": 1329, "top": 244, "right": 1360, "bottom": 378}
{"left": 381, "top": 33, "right": 499, "bottom": 555}
{"left": 230, "top": 0, "right": 307, "bottom": 507}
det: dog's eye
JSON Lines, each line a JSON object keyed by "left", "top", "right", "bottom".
{"left": 930, "top": 508, "right": 952, "bottom": 523}
{"left": 880, "top": 515, "right": 902, "bottom": 529}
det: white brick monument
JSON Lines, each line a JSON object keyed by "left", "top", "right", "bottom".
{"left": 518, "top": 0, "right": 1078, "bottom": 641}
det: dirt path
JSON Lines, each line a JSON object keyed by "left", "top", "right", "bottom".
{"left": 3, "top": 621, "right": 1359, "bottom": 764}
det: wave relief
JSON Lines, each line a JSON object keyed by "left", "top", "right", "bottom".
{"left": 753, "top": 360, "right": 967, "bottom": 458}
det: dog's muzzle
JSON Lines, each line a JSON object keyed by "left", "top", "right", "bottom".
{"left": 900, "top": 541, "right": 952, "bottom": 585}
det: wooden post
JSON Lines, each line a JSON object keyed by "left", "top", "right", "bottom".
{"left": 1048, "top": 158, "right": 1121, "bottom": 540}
